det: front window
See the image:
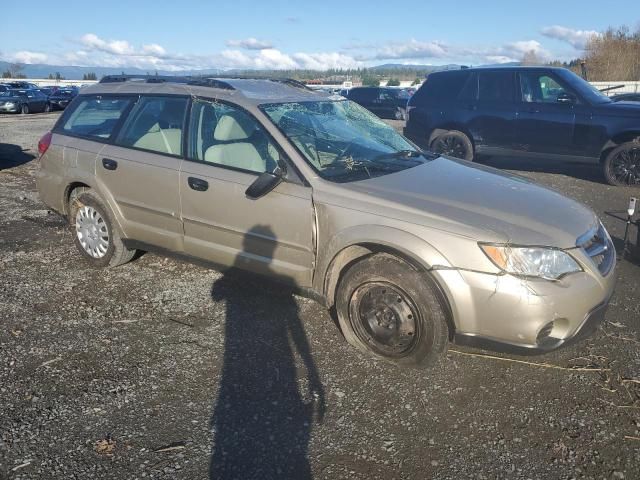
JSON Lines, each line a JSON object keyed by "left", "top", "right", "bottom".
{"left": 556, "top": 68, "right": 612, "bottom": 104}
{"left": 261, "top": 100, "right": 430, "bottom": 183}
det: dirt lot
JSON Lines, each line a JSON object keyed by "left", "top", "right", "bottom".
{"left": 1, "top": 112, "right": 639, "bottom": 480}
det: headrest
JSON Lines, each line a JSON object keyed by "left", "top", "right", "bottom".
{"left": 214, "top": 113, "right": 255, "bottom": 141}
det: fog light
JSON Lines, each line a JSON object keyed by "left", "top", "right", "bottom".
{"left": 536, "top": 321, "right": 555, "bottom": 345}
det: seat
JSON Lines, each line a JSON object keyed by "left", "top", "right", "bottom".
{"left": 204, "top": 113, "right": 266, "bottom": 173}
{"left": 134, "top": 125, "right": 182, "bottom": 154}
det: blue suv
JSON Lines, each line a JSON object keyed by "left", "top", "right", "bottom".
{"left": 404, "top": 66, "right": 640, "bottom": 186}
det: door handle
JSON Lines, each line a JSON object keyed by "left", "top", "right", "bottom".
{"left": 102, "top": 158, "right": 118, "bottom": 170}
{"left": 188, "top": 177, "right": 209, "bottom": 192}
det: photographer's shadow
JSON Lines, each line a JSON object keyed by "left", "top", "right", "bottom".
{"left": 209, "top": 225, "right": 325, "bottom": 479}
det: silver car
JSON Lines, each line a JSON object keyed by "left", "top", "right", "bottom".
{"left": 36, "top": 76, "right": 616, "bottom": 367}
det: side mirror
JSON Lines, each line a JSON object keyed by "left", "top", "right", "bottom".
{"left": 245, "top": 167, "right": 284, "bottom": 200}
{"left": 557, "top": 92, "right": 576, "bottom": 105}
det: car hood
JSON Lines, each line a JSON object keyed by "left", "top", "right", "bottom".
{"left": 342, "top": 157, "right": 598, "bottom": 247}
{"left": 598, "top": 100, "right": 640, "bottom": 117}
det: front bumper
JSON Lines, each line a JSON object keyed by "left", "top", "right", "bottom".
{"left": 433, "top": 247, "right": 617, "bottom": 354}
{"left": 0, "top": 103, "right": 19, "bottom": 113}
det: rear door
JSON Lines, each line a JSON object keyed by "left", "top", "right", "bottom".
{"left": 97, "top": 95, "right": 188, "bottom": 251}
{"left": 471, "top": 70, "right": 518, "bottom": 154}
{"left": 179, "top": 98, "right": 315, "bottom": 287}
{"left": 349, "top": 88, "right": 378, "bottom": 115}
{"left": 514, "top": 70, "right": 578, "bottom": 157}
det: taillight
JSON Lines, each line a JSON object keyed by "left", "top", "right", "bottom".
{"left": 38, "top": 131, "right": 52, "bottom": 156}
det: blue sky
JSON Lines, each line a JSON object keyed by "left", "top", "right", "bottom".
{"left": 2, "top": 0, "right": 638, "bottom": 70}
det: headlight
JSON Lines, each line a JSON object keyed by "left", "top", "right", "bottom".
{"left": 479, "top": 244, "right": 582, "bottom": 280}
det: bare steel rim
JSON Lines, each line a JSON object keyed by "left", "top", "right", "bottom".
{"left": 348, "top": 281, "right": 422, "bottom": 358}
{"left": 75, "top": 205, "right": 110, "bottom": 258}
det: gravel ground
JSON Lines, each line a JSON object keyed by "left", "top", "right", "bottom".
{"left": 1, "top": 113, "right": 639, "bottom": 480}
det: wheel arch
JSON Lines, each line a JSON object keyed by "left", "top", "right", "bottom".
{"left": 599, "top": 131, "right": 640, "bottom": 163}
{"left": 320, "top": 228, "right": 456, "bottom": 338}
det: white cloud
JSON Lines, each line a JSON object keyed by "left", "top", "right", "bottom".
{"left": 81, "top": 33, "right": 134, "bottom": 55}
{"left": 226, "top": 37, "right": 273, "bottom": 50}
{"left": 220, "top": 48, "right": 361, "bottom": 70}
{"left": 141, "top": 44, "right": 167, "bottom": 56}
{"left": 10, "top": 51, "right": 48, "bottom": 64}
{"left": 362, "top": 39, "right": 448, "bottom": 61}
{"left": 541, "top": 25, "right": 600, "bottom": 49}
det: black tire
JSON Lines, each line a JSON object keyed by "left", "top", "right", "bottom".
{"left": 395, "top": 107, "right": 406, "bottom": 121}
{"left": 431, "top": 130, "right": 474, "bottom": 161}
{"left": 335, "top": 253, "right": 450, "bottom": 368}
{"left": 603, "top": 141, "right": 640, "bottom": 186}
{"left": 44, "top": 103, "right": 51, "bottom": 113}
{"left": 68, "top": 189, "right": 137, "bottom": 267}
{"left": 20, "top": 104, "right": 29, "bottom": 115}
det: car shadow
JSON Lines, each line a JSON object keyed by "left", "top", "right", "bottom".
{"left": 0, "top": 143, "right": 36, "bottom": 170}
{"left": 478, "top": 156, "right": 606, "bottom": 184}
{"left": 209, "top": 225, "right": 325, "bottom": 479}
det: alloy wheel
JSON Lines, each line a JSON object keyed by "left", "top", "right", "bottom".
{"left": 610, "top": 146, "right": 640, "bottom": 185}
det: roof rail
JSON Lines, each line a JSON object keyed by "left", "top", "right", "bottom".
{"left": 98, "top": 74, "right": 235, "bottom": 90}
{"left": 98, "top": 74, "right": 312, "bottom": 91}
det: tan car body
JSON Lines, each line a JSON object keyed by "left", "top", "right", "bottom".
{"left": 37, "top": 80, "right": 616, "bottom": 352}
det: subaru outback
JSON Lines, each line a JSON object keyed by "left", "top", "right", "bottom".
{"left": 36, "top": 76, "right": 616, "bottom": 367}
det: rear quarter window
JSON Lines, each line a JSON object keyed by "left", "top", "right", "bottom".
{"left": 61, "top": 96, "right": 133, "bottom": 140}
{"left": 412, "top": 71, "right": 470, "bottom": 105}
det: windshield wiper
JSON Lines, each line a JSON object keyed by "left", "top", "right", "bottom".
{"left": 372, "top": 150, "right": 430, "bottom": 162}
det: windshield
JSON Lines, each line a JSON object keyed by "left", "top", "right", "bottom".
{"left": 261, "top": 100, "right": 431, "bottom": 182}
{"left": 557, "top": 69, "right": 612, "bottom": 105}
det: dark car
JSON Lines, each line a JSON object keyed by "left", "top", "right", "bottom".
{"left": 48, "top": 87, "right": 79, "bottom": 110}
{"left": 0, "top": 88, "right": 51, "bottom": 114}
{"left": 6, "top": 81, "right": 40, "bottom": 90}
{"left": 348, "top": 87, "right": 410, "bottom": 120}
{"left": 611, "top": 92, "right": 640, "bottom": 102}
{"left": 404, "top": 66, "right": 640, "bottom": 186}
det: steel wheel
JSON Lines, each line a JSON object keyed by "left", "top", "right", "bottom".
{"left": 349, "top": 282, "right": 420, "bottom": 358}
{"left": 75, "top": 205, "right": 110, "bottom": 258}
{"left": 609, "top": 145, "right": 640, "bottom": 185}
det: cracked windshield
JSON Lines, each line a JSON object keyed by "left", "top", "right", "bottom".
{"left": 262, "top": 100, "right": 431, "bottom": 182}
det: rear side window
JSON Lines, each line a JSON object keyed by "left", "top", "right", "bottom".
{"left": 478, "top": 71, "right": 515, "bottom": 103}
{"left": 62, "top": 96, "right": 132, "bottom": 139}
{"left": 412, "top": 71, "right": 470, "bottom": 105}
{"left": 349, "top": 88, "right": 376, "bottom": 102}
{"left": 116, "top": 96, "right": 188, "bottom": 156}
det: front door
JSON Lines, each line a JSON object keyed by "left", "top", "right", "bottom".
{"left": 514, "top": 71, "right": 578, "bottom": 157}
{"left": 179, "top": 98, "right": 314, "bottom": 287}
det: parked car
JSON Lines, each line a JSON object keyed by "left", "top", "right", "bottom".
{"left": 0, "top": 88, "right": 50, "bottom": 114}
{"left": 6, "top": 81, "right": 40, "bottom": 89}
{"left": 348, "top": 87, "right": 411, "bottom": 120}
{"left": 48, "top": 87, "right": 79, "bottom": 110}
{"left": 36, "top": 75, "right": 616, "bottom": 367}
{"left": 404, "top": 66, "right": 640, "bottom": 186}
{"left": 611, "top": 92, "right": 640, "bottom": 102}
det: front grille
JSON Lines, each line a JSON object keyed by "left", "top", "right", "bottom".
{"left": 577, "top": 223, "right": 615, "bottom": 276}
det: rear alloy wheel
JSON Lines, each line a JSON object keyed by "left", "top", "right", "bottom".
{"left": 395, "top": 107, "right": 407, "bottom": 121}
{"left": 44, "top": 103, "right": 51, "bottom": 113}
{"left": 336, "top": 253, "right": 449, "bottom": 368}
{"left": 604, "top": 141, "right": 640, "bottom": 186}
{"left": 431, "top": 130, "right": 474, "bottom": 161}
{"left": 20, "top": 104, "right": 29, "bottom": 114}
